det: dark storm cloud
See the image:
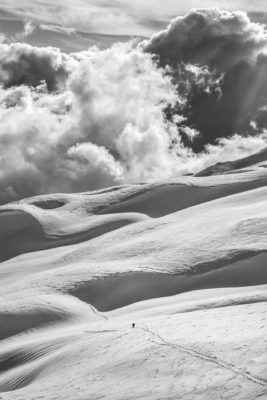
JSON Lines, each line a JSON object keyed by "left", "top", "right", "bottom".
{"left": 142, "top": 8, "right": 267, "bottom": 69}
{"left": 0, "top": 43, "right": 71, "bottom": 91}
{"left": 142, "top": 8, "right": 267, "bottom": 151}
{"left": 183, "top": 54, "right": 267, "bottom": 151}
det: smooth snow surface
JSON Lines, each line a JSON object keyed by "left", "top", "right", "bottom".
{"left": 0, "top": 160, "right": 267, "bottom": 399}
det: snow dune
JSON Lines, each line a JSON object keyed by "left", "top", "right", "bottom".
{"left": 0, "top": 208, "right": 148, "bottom": 263}
{"left": 0, "top": 159, "right": 267, "bottom": 399}
{"left": 70, "top": 252, "right": 267, "bottom": 311}
{"left": 98, "top": 174, "right": 267, "bottom": 217}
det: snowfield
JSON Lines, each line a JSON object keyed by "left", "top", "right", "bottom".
{"left": 0, "top": 153, "right": 267, "bottom": 399}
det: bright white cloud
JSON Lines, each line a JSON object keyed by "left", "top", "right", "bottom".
{"left": 0, "top": 41, "right": 181, "bottom": 201}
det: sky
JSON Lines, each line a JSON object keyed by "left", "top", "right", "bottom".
{"left": 0, "top": 3, "right": 267, "bottom": 203}
{"left": 0, "top": 0, "right": 267, "bottom": 35}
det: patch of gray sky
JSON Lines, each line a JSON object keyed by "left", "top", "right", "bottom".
{"left": 0, "top": 0, "right": 267, "bottom": 36}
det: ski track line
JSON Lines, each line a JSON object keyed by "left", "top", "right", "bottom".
{"left": 140, "top": 327, "right": 267, "bottom": 387}
{"left": 90, "top": 305, "right": 109, "bottom": 321}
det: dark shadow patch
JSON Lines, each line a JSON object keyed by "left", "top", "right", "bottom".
{"left": 224, "top": 170, "right": 253, "bottom": 175}
{"left": 98, "top": 178, "right": 267, "bottom": 218}
{"left": 0, "top": 210, "right": 139, "bottom": 263}
{"left": 0, "top": 311, "right": 65, "bottom": 341}
{"left": 0, "top": 352, "right": 26, "bottom": 374}
{"left": 69, "top": 252, "right": 267, "bottom": 311}
{"left": 31, "top": 200, "right": 65, "bottom": 209}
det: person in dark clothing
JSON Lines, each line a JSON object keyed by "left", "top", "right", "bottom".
{"left": 132, "top": 323, "right": 135, "bottom": 328}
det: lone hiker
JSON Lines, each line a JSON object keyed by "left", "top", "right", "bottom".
{"left": 132, "top": 322, "right": 135, "bottom": 328}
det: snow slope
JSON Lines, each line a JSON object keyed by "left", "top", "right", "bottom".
{"left": 196, "top": 146, "right": 267, "bottom": 176}
{"left": 0, "top": 159, "right": 266, "bottom": 399}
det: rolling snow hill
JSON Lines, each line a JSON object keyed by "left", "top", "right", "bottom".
{"left": 0, "top": 155, "right": 267, "bottom": 399}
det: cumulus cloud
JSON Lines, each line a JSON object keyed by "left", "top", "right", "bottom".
{"left": 142, "top": 8, "right": 267, "bottom": 69}
{"left": 0, "top": 43, "right": 72, "bottom": 90}
{"left": 0, "top": 42, "right": 181, "bottom": 202}
{"left": 142, "top": 8, "right": 267, "bottom": 151}
{"left": 66, "top": 43, "right": 180, "bottom": 180}
{"left": 1, "top": 9, "right": 267, "bottom": 203}
{"left": 67, "top": 142, "right": 123, "bottom": 187}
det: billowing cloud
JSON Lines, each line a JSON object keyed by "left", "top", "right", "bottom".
{"left": 142, "top": 8, "right": 267, "bottom": 150}
{"left": 0, "top": 43, "right": 72, "bottom": 90}
{"left": 143, "top": 8, "right": 267, "bottom": 69}
{"left": 0, "top": 42, "right": 181, "bottom": 202}
{"left": 1, "top": 9, "right": 267, "bottom": 203}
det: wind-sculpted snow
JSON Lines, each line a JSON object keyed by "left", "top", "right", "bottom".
{"left": 0, "top": 208, "right": 148, "bottom": 263}
{"left": 0, "top": 163, "right": 267, "bottom": 399}
{"left": 1, "top": 162, "right": 266, "bottom": 262}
